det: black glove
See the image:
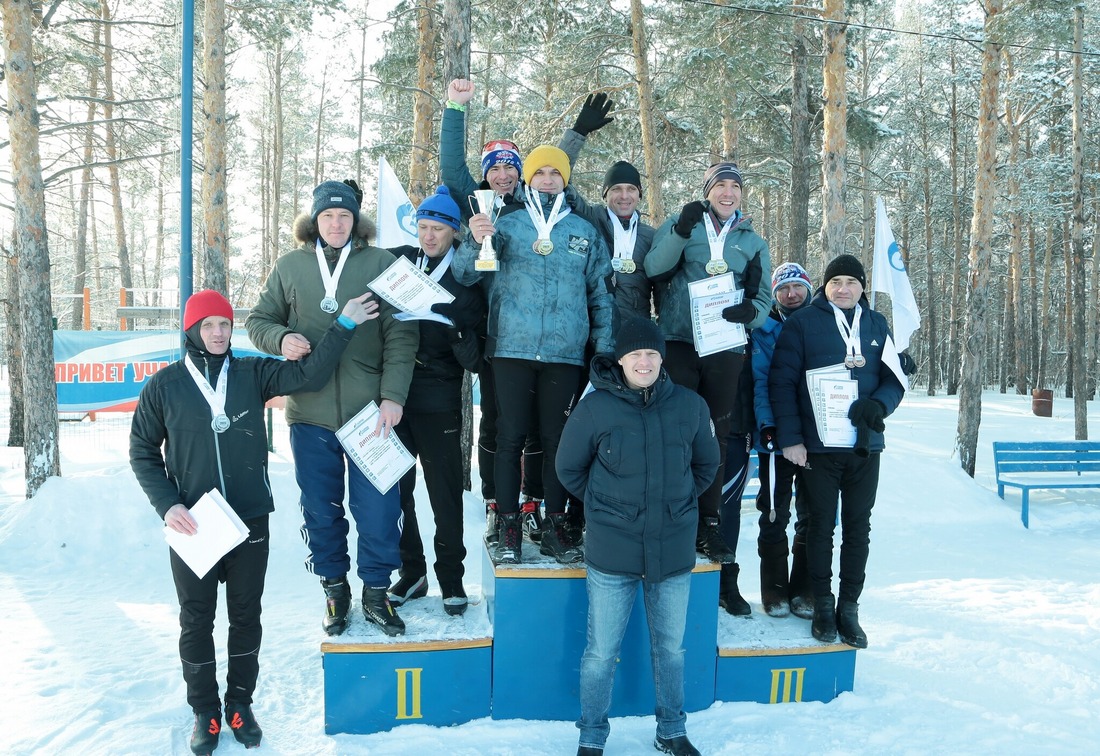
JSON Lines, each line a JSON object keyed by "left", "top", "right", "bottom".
{"left": 722, "top": 302, "right": 756, "bottom": 324}
{"left": 848, "top": 398, "right": 886, "bottom": 433}
{"left": 740, "top": 252, "right": 763, "bottom": 301}
{"left": 899, "top": 351, "right": 917, "bottom": 376}
{"left": 760, "top": 426, "right": 777, "bottom": 452}
{"left": 431, "top": 302, "right": 470, "bottom": 331}
{"left": 572, "top": 92, "right": 613, "bottom": 136}
{"left": 673, "top": 201, "right": 705, "bottom": 239}
{"left": 342, "top": 179, "right": 363, "bottom": 206}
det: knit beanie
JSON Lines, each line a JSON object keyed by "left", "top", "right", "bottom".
{"left": 602, "top": 160, "right": 642, "bottom": 197}
{"left": 771, "top": 262, "right": 813, "bottom": 297}
{"left": 416, "top": 186, "right": 462, "bottom": 231}
{"left": 614, "top": 316, "right": 666, "bottom": 361}
{"left": 523, "top": 145, "right": 572, "bottom": 186}
{"left": 702, "top": 162, "right": 744, "bottom": 198}
{"left": 184, "top": 289, "right": 234, "bottom": 331}
{"left": 481, "top": 139, "right": 523, "bottom": 179}
{"left": 311, "top": 180, "right": 360, "bottom": 225}
{"left": 822, "top": 254, "right": 867, "bottom": 289}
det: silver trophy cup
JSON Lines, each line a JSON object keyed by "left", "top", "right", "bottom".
{"left": 470, "top": 189, "right": 500, "bottom": 272}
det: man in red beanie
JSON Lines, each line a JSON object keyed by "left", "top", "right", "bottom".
{"left": 131, "top": 289, "right": 377, "bottom": 755}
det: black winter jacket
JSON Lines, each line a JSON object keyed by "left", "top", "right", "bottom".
{"left": 768, "top": 291, "right": 905, "bottom": 454}
{"left": 557, "top": 354, "right": 719, "bottom": 582}
{"left": 130, "top": 322, "right": 354, "bottom": 521}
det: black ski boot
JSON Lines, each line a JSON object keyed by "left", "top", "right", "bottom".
{"left": 190, "top": 710, "right": 221, "bottom": 756}
{"left": 492, "top": 512, "right": 522, "bottom": 565}
{"left": 812, "top": 594, "right": 838, "bottom": 642}
{"left": 788, "top": 534, "right": 814, "bottom": 619}
{"left": 759, "top": 541, "right": 791, "bottom": 617}
{"left": 521, "top": 496, "right": 544, "bottom": 542}
{"left": 484, "top": 499, "right": 499, "bottom": 545}
{"left": 320, "top": 575, "right": 351, "bottom": 636}
{"left": 718, "top": 563, "right": 751, "bottom": 616}
{"left": 837, "top": 600, "right": 868, "bottom": 648}
{"left": 387, "top": 573, "right": 428, "bottom": 606}
{"left": 224, "top": 701, "right": 262, "bottom": 748}
{"left": 696, "top": 517, "right": 735, "bottom": 563}
{"left": 563, "top": 498, "right": 585, "bottom": 546}
{"left": 362, "top": 586, "right": 406, "bottom": 636}
{"left": 440, "top": 579, "right": 468, "bottom": 616}
{"left": 540, "top": 512, "right": 584, "bottom": 564}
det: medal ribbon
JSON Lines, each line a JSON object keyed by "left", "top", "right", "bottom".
{"left": 524, "top": 191, "right": 571, "bottom": 245}
{"left": 315, "top": 239, "right": 352, "bottom": 304}
{"left": 607, "top": 209, "right": 639, "bottom": 263}
{"left": 829, "top": 302, "right": 864, "bottom": 367}
{"left": 704, "top": 211, "right": 737, "bottom": 267}
{"left": 185, "top": 356, "right": 229, "bottom": 425}
{"left": 417, "top": 247, "right": 454, "bottom": 282}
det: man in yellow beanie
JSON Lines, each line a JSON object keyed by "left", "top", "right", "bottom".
{"left": 453, "top": 145, "right": 614, "bottom": 566}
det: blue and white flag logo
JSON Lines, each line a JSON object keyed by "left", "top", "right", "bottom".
{"left": 376, "top": 156, "right": 420, "bottom": 249}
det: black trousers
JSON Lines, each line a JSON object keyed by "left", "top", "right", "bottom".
{"left": 800, "top": 452, "right": 880, "bottom": 603}
{"left": 171, "top": 515, "right": 269, "bottom": 713}
{"left": 664, "top": 341, "right": 745, "bottom": 522}
{"left": 394, "top": 410, "right": 467, "bottom": 584}
{"left": 755, "top": 451, "right": 808, "bottom": 547}
{"left": 718, "top": 431, "right": 751, "bottom": 560}
{"left": 477, "top": 358, "right": 544, "bottom": 501}
{"left": 492, "top": 358, "right": 580, "bottom": 516}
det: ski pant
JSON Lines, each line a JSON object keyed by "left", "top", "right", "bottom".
{"left": 290, "top": 422, "right": 401, "bottom": 587}
{"left": 756, "top": 451, "right": 808, "bottom": 547}
{"left": 171, "top": 515, "right": 269, "bottom": 713}
{"left": 394, "top": 410, "right": 467, "bottom": 584}
{"left": 664, "top": 341, "right": 745, "bottom": 523}
{"left": 491, "top": 358, "right": 580, "bottom": 517}
{"left": 800, "top": 451, "right": 880, "bottom": 603}
{"left": 718, "top": 431, "right": 751, "bottom": 561}
{"left": 477, "top": 357, "right": 544, "bottom": 501}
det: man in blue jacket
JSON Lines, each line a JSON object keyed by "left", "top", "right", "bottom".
{"left": 558, "top": 316, "right": 717, "bottom": 756}
{"left": 769, "top": 254, "right": 906, "bottom": 648}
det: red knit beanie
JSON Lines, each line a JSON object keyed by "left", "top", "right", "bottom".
{"left": 183, "top": 290, "right": 234, "bottom": 330}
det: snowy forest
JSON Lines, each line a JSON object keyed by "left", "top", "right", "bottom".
{"left": 3, "top": 0, "right": 1100, "bottom": 492}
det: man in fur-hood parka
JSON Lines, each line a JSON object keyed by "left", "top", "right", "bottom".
{"left": 246, "top": 179, "right": 419, "bottom": 638}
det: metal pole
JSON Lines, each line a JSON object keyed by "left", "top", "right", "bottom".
{"left": 179, "top": 0, "right": 194, "bottom": 346}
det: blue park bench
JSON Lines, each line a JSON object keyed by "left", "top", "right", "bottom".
{"left": 992, "top": 440, "right": 1100, "bottom": 527}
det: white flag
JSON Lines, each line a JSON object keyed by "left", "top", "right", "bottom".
{"left": 375, "top": 156, "right": 419, "bottom": 249}
{"left": 871, "top": 196, "right": 921, "bottom": 351}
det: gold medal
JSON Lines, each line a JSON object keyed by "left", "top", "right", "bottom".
{"left": 533, "top": 239, "right": 554, "bottom": 256}
{"left": 612, "top": 258, "right": 637, "bottom": 274}
{"left": 705, "top": 260, "right": 728, "bottom": 276}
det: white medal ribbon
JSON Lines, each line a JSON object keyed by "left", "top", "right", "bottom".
{"left": 607, "top": 209, "right": 639, "bottom": 263}
{"left": 416, "top": 247, "right": 454, "bottom": 282}
{"left": 524, "top": 191, "right": 571, "bottom": 245}
{"left": 829, "top": 302, "right": 864, "bottom": 367}
{"left": 704, "top": 212, "right": 737, "bottom": 266}
{"left": 315, "top": 239, "right": 352, "bottom": 304}
{"left": 185, "top": 356, "right": 229, "bottom": 426}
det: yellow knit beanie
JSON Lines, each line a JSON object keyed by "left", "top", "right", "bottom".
{"left": 522, "top": 145, "right": 571, "bottom": 186}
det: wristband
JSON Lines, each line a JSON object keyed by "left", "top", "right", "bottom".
{"left": 445, "top": 100, "right": 466, "bottom": 112}
{"left": 337, "top": 314, "right": 356, "bottom": 330}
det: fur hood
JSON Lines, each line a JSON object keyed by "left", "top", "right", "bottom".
{"left": 293, "top": 213, "right": 376, "bottom": 247}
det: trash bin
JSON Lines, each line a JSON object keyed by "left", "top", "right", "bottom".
{"left": 1031, "top": 388, "right": 1053, "bottom": 417}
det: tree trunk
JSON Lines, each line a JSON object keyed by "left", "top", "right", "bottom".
{"left": 100, "top": 0, "right": 134, "bottom": 307}
{"left": 820, "top": 0, "right": 847, "bottom": 264}
{"left": 956, "top": 0, "right": 1002, "bottom": 478}
{"left": 70, "top": 20, "right": 100, "bottom": 330}
{"left": 313, "top": 67, "right": 328, "bottom": 186}
{"left": 788, "top": 8, "right": 810, "bottom": 267}
{"left": 946, "top": 51, "right": 962, "bottom": 395}
{"left": 3, "top": 233, "right": 25, "bottom": 446}
{"left": 631, "top": 0, "right": 663, "bottom": 223}
{"left": 201, "top": 0, "right": 229, "bottom": 293}
{"left": 3, "top": 0, "right": 62, "bottom": 495}
{"left": 409, "top": 0, "right": 439, "bottom": 206}
{"left": 267, "top": 40, "right": 285, "bottom": 275}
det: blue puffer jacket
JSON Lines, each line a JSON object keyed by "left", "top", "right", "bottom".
{"left": 452, "top": 196, "right": 615, "bottom": 364}
{"left": 645, "top": 205, "right": 772, "bottom": 348}
{"left": 768, "top": 291, "right": 905, "bottom": 454}
{"left": 556, "top": 354, "right": 719, "bottom": 583}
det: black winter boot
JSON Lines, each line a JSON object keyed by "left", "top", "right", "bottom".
{"left": 224, "top": 701, "right": 262, "bottom": 748}
{"left": 577, "top": 747, "right": 604, "bottom": 756}
{"left": 362, "top": 586, "right": 406, "bottom": 636}
{"left": 718, "top": 563, "right": 751, "bottom": 616}
{"left": 758, "top": 541, "right": 791, "bottom": 617}
{"left": 837, "top": 600, "right": 868, "bottom": 648}
{"left": 696, "top": 517, "right": 736, "bottom": 563}
{"left": 492, "top": 512, "right": 522, "bottom": 565}
{"left": 540, "top": 512, "right": 583, "bottom": 564}
{"left": 654, "top": 734, "right": 702, "bottom": 756}
{"left": 484, "top": 499, "right": 499, "bottom": 545}
{"left": 189, "top": 710, "right": 221, "bottom": 755}
{"left": 521, "top": 495, "right": 544, "bottom": 542}
{"left": 320, "top": 575, "right": 351, "bottom": 636}
{"left": 812, "top": 594, "right": 838, "bottom": 642}
{"left": 788, "top": 534, "right": 814, "bottom": 619}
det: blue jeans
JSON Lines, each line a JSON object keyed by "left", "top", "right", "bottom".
{"left": 577, "top": 567, "right": 691, "bottom": 750}
{"left": 290, "top": 422, "right": 401, "bottom": 586}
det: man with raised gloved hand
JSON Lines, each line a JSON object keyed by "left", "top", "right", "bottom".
{"left": 644, "top": 162, "right": 771, "bottom": 586}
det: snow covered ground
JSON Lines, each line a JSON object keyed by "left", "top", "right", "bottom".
{"left": 1, "top": 385, "right": 1098, "bottom": 755}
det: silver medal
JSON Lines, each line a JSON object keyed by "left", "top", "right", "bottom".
{"left": 320, "top": 297, "right": 339, "bottom": 314}
{"left": 705, "top": 260, "right": 728, "bottom": 276}
{"left": 533, "top": 239, "right": 554, "bottom": 256}
{"left": 844, "top": 356, "right": 856, "bottom": 369}
{"left": 211, "top": 414, "right": 231, "bottom": 433}
{"left": 853, "top": 355, "right": 866, "bottom": 368}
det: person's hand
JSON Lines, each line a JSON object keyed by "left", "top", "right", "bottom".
{"left": 164, "top": 503, "right": 197, "bottom": 536}
{"left": 760, "top": 426, "right": 778, "bottom": 452}
{"left": 899, "top": 351, "right": 917, "bottom": 376}
{"left": 722, "top": 302, "right": 756, "bottom": 324}
{"left": 469, "top": 212, "right": 495, "bottom": 244}
{"left": 782, "top": 443, "right": 808, "bottom": 467}
{"left": 431, "top": 301, "right": 469, "bottom": 331}
{"left": 341, "top": 293, "right": 380, "bottom": 325}
{"left": 572, "top": 92, "right": 613, "bottom": 136}
{"left": 448, "top": 78, "right": 474, "bottom": 105}
{"left": 342, "top": 179, "right": 363, "bottom": 206}
{"left": 848, "top": 398, "right": 886, "bottom": 433}
{"left": 673, "top": 201, "right": 705, "bottom": 238}
{"left": 374, "top": 399, "right": 403, "bottom": 438}
{"left": 281, "top": 332, "right": 311, "bottom": 361}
